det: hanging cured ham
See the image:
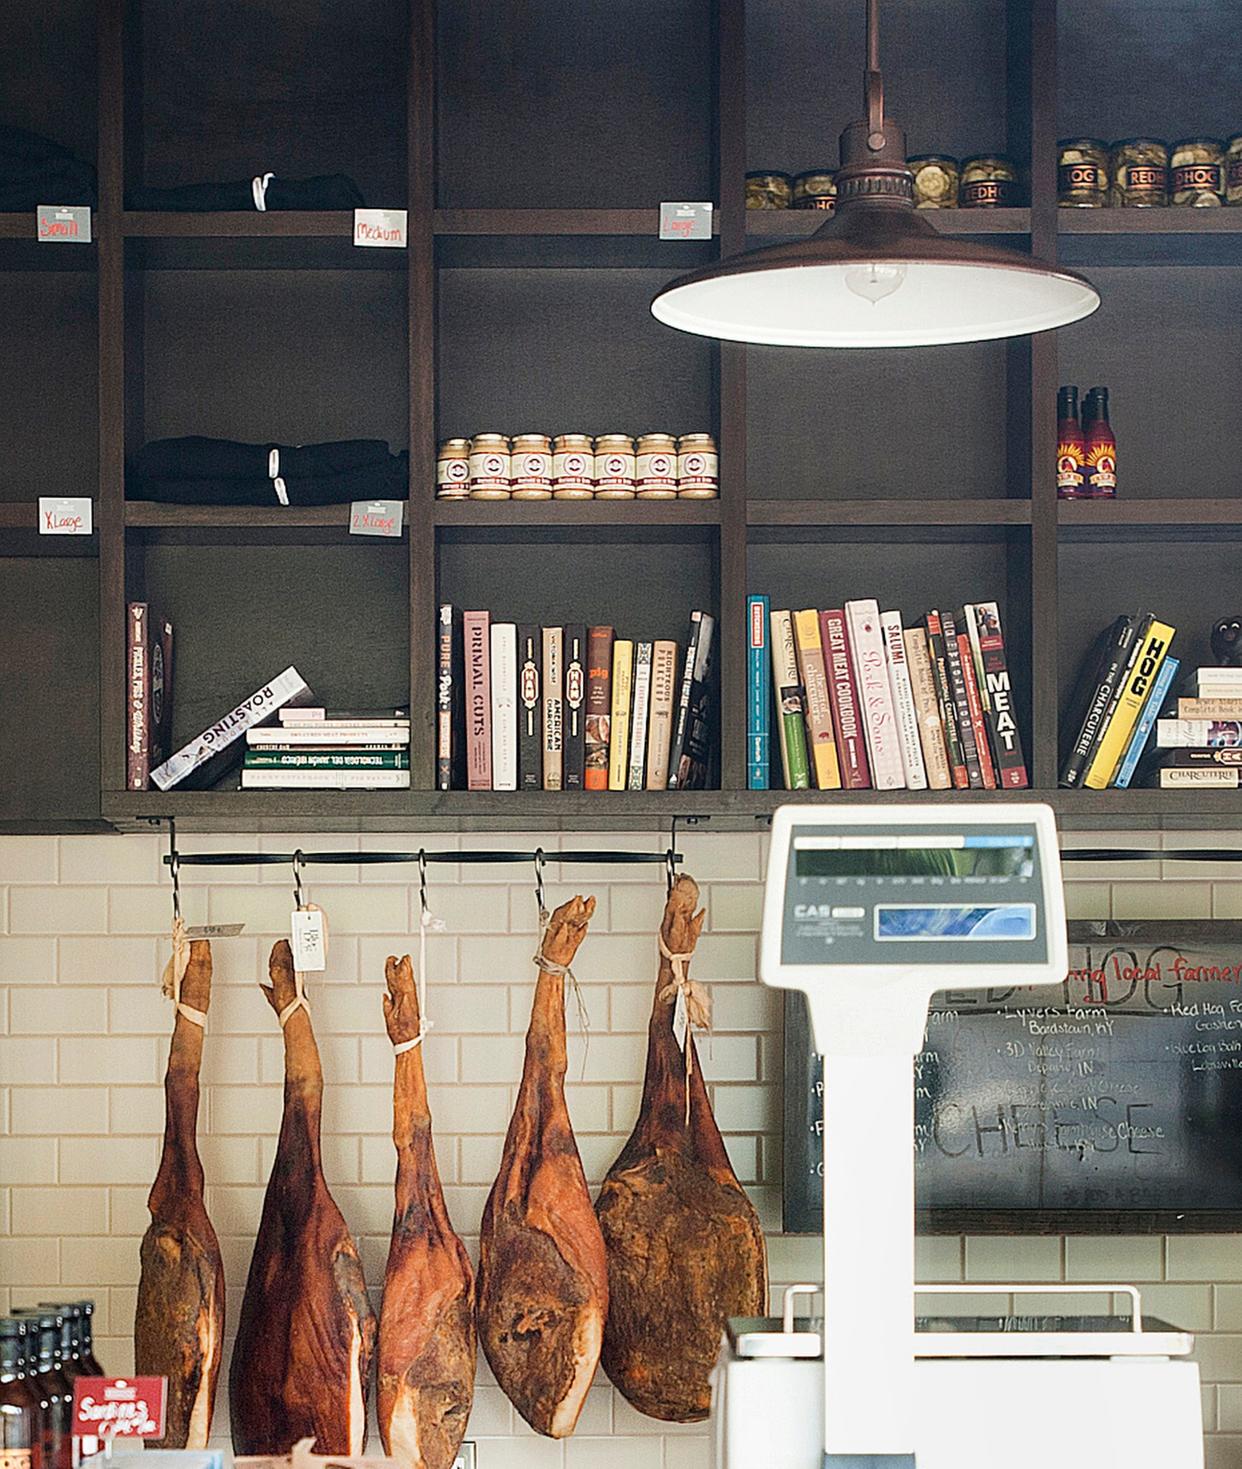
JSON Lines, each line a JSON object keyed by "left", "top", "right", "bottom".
{"left": 595, "top": 874, "right": 768, "bottom": 1422}
{"left": 230, "top": 941, "right": 376, "bottom": 1456}
{"left": 134, "top": 937, "right": 225, "bottom": 1448}
{"left": 377, "top": 954, "right": 476, "bottom": 1469}
{"left": 476, "top": 895, "right": 608, "bottom": 1438}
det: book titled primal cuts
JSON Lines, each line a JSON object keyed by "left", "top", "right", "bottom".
{"left": 924, "top": 610, "right": 967, "bottom": 789}
{"left": 668, "top": 611, "right": 717, "bottom": 791}
{"left": 820, "top": 609, "right": 870, "bottom": 790}
{"left": 463, "top": 610, "right": 492, "bottom": 791}
{"left": 584, "top": 625, "right": 614, "bottom": 792}
{"left": 562, "top": 624, "right": 587, "bottom": 791}
{"left": 966, "top": 602, "right": 1028, "bottom": 789}
{"left": 490, "top": 622, "right": 518, "bottom": 792}
{"left": 845, "top": 600, "right": 904, "bottom": 790}
{"left": 878, "top": 611, "right": 927, "bottom": 791}
{"left": 151, "top": 666, "right": 312, "bottom": 791}
{"left": 747, "top": 595, "right": 770, "bottom": 790}
{"left": 436, "top": 604, "right": 463, "bottom": 791}
{"left": 126, "top": 603, "right": 173, "bottom": 791}
{"left": 517, "top": 624, "right": 542, "bottom": 790}
{"left": 542, "top": 625, "right": 564, "bottom": 791}
{"left": 939, "top": 610, "right": 983, "bottom": 789}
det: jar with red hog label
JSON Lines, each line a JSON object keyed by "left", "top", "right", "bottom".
{"left": 1225, "top": 135, "right": 1242, "bottom": 204}
{"left": 435, "top": 438, "right": 470, "bottom": 498}
{"left": 1171, "top": 138, "right": 1224, "bottom": 205}
{"left": 635, "top": 433, "right": 679, "bottom": 498}
{"left": 960, "top": 154, "right": 1019, "bottom": 208}
{"left": 593, "top": 434, "right": 636, "bottom": 498}
{"left": 511, "top": 434, "right": 553, "bottom": 499}
{"left": 552, "top": 434, "right": 595, "bottom": 498}
{"left": 468, "top": 433, "right": 511, "bottom": 499}
{"left": 676, "top": 433, "right": 719, "bottom": 497}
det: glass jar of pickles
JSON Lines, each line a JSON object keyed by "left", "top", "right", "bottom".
{"left": 676, "top": 434, "right": 718, "bottom": 498}
{"left": 435, "top": 438, "right": 470, "bottom": 499}
{"left": 1226, "top": 136, "right": 1242, "bottom": 205}
{"left": 745, "top": 170, "right": 793, "bottom": 209}
{"left": 1171, "top": 138, "right": 1224, "bottom": 206}
{"left": 635, "top": 433, "right": 679, "bottom": 498}
{"left": 1057, "top": 138, "right": 1109, "bottom": 206}
{"left": 792, "top": 169, "right": 836, "bottom": 211}
{"left": 468, "top": 433, "right": 511, "bottom": 499}
{"left": 510, "top": 434, "right": 553, "bottom": 499}
{"left": 1109, "top": 139, "right": 1168, "bottom": 207}
{"left": 551, "top": 434, "right": 595, "bottom": 498}
{"left": 908, "top": 155, "right": 959, "bottom": 208}
{"left": 961, "top": 155, "right": 1019, "bottom": 208}
{"left": 593, "top": 434, "right": 636, "bottom": 498}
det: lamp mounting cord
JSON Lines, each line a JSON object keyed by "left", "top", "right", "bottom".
{"left": 865, "top": 0, "right": 885, "bottom": 148}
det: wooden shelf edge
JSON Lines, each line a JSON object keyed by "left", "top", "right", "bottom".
{"left": 432, "top": 208, "right": 718, "bottom": 238}
{"left": 1059, "top": 499, "right": 1242, "bottom": 527}
{"left": 748, "top": 499, "right": 1031, "bottom": 527}
{"left": 746, "top": 208, "right": 1031, "bottom": 240}
{"left": 0, "top": 213, "right": 34, "bottom": 239}
{"left": 124, "top": 503, "right": 374, "bottom": 529}
{"left": 433, "top": 499, "right": 722, "bottom": 527}
{"left": 122, "top": 211, "right": 357, "bottom": 238}
{"left": 1059, "top": 209, "right": 1242, "bottom": 235}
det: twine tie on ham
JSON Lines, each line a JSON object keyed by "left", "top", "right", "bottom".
{"left": 658, "top": 933, "right": 711, "bottom": 1124}
{"left": 533, "top": 906, "right": 591, "bottom": 1071}
{"left": 393, "top": 904, "right": 442, "bottom": 1056}
{"left": 161, "top": 916, "right": 207, "bottom": 1028}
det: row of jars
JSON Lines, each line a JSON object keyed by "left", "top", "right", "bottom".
{"left": 436, "top": 433, "right": 719, "bottom": 500}
{"left": 1059, "top": 136, "right": 1242, "bottom": 207}
{"left": 746, "top": 155, "right": 1022, "bottom": 212}
{"left": 0, "top": 1304, "right": 105, "bottom": 1469}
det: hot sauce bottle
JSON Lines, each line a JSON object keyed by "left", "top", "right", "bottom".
{"left": 0, "top": 1317, "right": 42, "bottom": 1469}
{"left": 17, "top": 1316, "right": 71, "bottom": 1469}
{"left": 1056, "top": 385, "right": 1087, "bottom": 498}
{"left": 1082, "top": 385, "right": 1117, "bottom": 497}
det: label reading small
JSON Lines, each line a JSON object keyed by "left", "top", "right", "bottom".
{"left": 291, "top": 908, "right": 326, "bottom": 971}
{"left": 659, "top": 201, "right": 713, "bottom": 241}
{"left": 37, "top": 204, "right": 91, "bottom": 243}
{"left": 350, "top": 500, "right": 404, "bottom": 537}
{"left": 354, "top": 208, "right": 408, "bottom": 247}
{"left": 38, "top": 497, "right": 92, "bottom": 535}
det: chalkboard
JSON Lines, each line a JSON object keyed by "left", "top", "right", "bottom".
{"left": 783, "top": 921, "right": 1242, "bottom": 1234}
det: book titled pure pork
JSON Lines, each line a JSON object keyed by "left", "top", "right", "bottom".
{"left": 150, "top": 666, "right": 312, "bottom": 790}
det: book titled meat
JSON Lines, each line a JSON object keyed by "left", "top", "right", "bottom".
{"left": 965, "top": 602, "right": 1028, "bottom": 789}
{"left": 151, "top": 666, "right": 312, "bottom": 791}
{"left": 542, "top": 626, "right": 564, "bottom": 791}
{"left": 792, "top": 609, "right": 841, "bottom": 790}
{"left": 747, "top": 595, "right": 770, "bottom": 790}
{"left": 940, "top": 610, "right": 982, "bottom": 789}
{"left": 490, "top": 622, "right": 518, "bottom": 792}
{"left": 769, "top": 610, "right": 809, "bottom": 791}
{"left": 878, "top": 611, "right": 927, "bottom": 791}
{"left": 436, "top": 604, "right": 463, "bottom": 791}
{"left": 463, "top": 610, "right": 492, "bottom": 791}
{"left": 627, "top": 642, "right": 654, "bottom": 791}
{"left": 668, "top": 611, "right": 717, "bottom": 791}
{"left": 608, "top": 639, "right": 634, "bottom": 791}
{"left": 645, "top": 640, "right": 679, "bottom": 791}
{"left": 517, "top": 624, "right": 542, "bottom": 791}
{"left": 127, "top": 603, "right": 174, "bottom": 791}
{"left": 845, "top": 600, "right": 904, "bottom": 790}
{"left": 584, "top": 625, "right": 614, "bottom": 792}
{"left": 820, "top": 609, "right": 870, "bottom": 789}
{"left": 562, "top": 624, "right": 587, "bottom": 791}
{"left": 924, "top": 610, "right": 967, "bottom": 789}
{"left": 903, "top": 626, "right": 951, "bottom": 790}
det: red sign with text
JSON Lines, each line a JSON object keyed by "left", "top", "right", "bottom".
{"left": 72, "top": 1378, "right": 167, "bottom": 1439}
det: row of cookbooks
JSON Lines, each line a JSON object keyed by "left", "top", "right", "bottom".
{"left": 1060, "top": 612, "right": 1242, "bottom": 788}
{"left": 436, "top": 608, "right": 717, "bottom": 791}
{"left": 748, "top": 597, "right": 1028, "bottom": 790}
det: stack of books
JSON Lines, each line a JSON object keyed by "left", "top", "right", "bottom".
{"left": 437, "top": 608, "right": 716, "bottom": 792}
{"left": 749, "top": 597, "right": 1027, "bottom": 792}
{"left": 1153, "top": 667, "right": 1242, "bottom": 789}
{"left": 1059, "top": 612, "right": 1178, "bottom": 790}
{"left": 241, "top": 708, "right": 411, "bottom": 789}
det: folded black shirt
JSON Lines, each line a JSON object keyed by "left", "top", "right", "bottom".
{"left": 128, "top": 173, "right": 364, "bottom": 212}
{"left": 129, "top": 439, "right": 408, "bottom": 506}
{"left": 0, "top": 125, "right": 96, "bottom": 209}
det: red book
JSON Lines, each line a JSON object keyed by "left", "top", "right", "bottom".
{"left": 957, "top": 632, "right": 997, "bottom": 789}
{"left": 463, "top": 610, "right": 492, "bottom": 790}
{"left": 584, "top": 625, "right": 615, "bottom": 792}
{"left": 820, "top": 609, "right": 871, "bottom": 789}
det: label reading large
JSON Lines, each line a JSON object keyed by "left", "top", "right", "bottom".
{"left": 659, "top": 201, "right": 713, "bottom": 240}
{"left": 354, "top": 208, "right": 408, "bottom": 247}
{"left": 38, "top": 497, "right": 92, "bottom": 535}
{"left": 37, "top": 204, "right": 91, "bottom": 243}
{"left": 350, "top": 500, "right": 404, "bottom": 537}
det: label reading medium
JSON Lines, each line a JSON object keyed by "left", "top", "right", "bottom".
{"left": 353, "top": 208, "right": 408, "bottom": 247}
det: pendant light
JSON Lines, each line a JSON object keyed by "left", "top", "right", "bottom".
{"left": 651, "top": 0, "right": 1100, "bottom": 348}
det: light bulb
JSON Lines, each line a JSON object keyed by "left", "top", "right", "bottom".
{"left": 844, "top": 262, "right": 907, "bottom": 305}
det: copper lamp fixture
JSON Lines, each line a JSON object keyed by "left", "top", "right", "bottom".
{"left": 651, "top": 0, "right": 1100, "bottom": 347}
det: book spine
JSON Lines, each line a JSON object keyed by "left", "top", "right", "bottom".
{"left": 463, "top": 611, "right": 492, "bottom": 791}
{"left": 957, "top": 630, "right": 996, "bottom": 789}
{"left": 845, "top": 599, "right": 904, "bottom": 790}
{"left": 584, "top": 625, "right": 614, "bottom": 792}
{"left": 770, "top": 610, "right": 810, "bottom": 790}
{"left": 1154, "top": 767, "right": 1239, "bottom": 788}
{"left": 666, "top": 611, "right": 702, "bottom": 789}
{"left": 1176, "top": 699, "right": 1242, "bottom": 719}
{"left": 153, "top": 616, "right": 173, "bottom": 768}
{"left": 249, "top": 727, "right": 411, "bottom": 746}
{"left": 517, "top": 624, "right": 542, "bottom": 791}
{"left": 1156, "top": 718, "right": 1242, "bottom": 747}
{"left": 924, "top": 611, "right": 967, "bottom": 789}
{"left": 879, "top": 611, "right": 927, "bottom": 791}
{"left": 821, "top": 609, "right": 870, "bottom": 789}
{"left": 903, "top": 626, "right": 951, "bottom": 790}
{"left": 126, "top": 603, "right": 150, "bottom": 791}
{"left": 608, "top": 641, "right": 634, "bottom": 791}
{"left": 436, "top": 604, "right": 455, "bottom": 790}
{"left": 1157, "top": 746, "right": 1242, "bottom": 767}
{"left": 1114, "top": 656, "right": 1179, "bottom": 788}
{"left": 241, "top": 768, "right": 411, "bottom": 789}
{"left": 541, "top": 626, "right": 564, "bottom": 791}
{"left": 793, "top": 609, "right": 841, "bottom": 790}
{"left": 940, "top": 611, "right": 982, "bottom": 789}
{"left": 1085, "top": 617, "right": 1175, "bottom": 788}
{"left": 562, "top": 624, "right": 587, "bottom": 791}
{"left": 969, "top": 601, "right": 1028, "bottom": 790}
{"left": 1060, "top": 615, "right": 1139, "bottom": 787}
{"left": 245, "top": 751, "right": 410, "bottom": 768}
{"left": 672, "top": 612, "right": 717, "bottom": 791}
{"left": 645, "top": 640, "right": 679, "bottom": 790}
{"left": 627, "top": 643, "right": 654, "bottom": 790}
{"left": 747, "top": 595, "right": 770, "bottom": 790}
{"left": 490, "top": 623, "right": 518, "bottom": 792}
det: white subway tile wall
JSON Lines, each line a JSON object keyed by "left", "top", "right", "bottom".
{"left": 1, "top": 831, "right": 1241, "bottom": 1469}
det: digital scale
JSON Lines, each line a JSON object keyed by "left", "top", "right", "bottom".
{"left": 711, "top": 803, "right": 1202, "bottom": 1469}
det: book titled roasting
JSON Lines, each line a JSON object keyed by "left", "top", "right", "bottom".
{"left": 151, "top": 666, "right": 312, "bottom": 790}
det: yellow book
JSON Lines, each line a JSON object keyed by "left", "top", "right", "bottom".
{"left": 608, "top": 640, "right": 634, "bottom": 791}
{"left": 1084, "top": 617, "right": 1175, "bottom": 789}
{"left": 792, "top": 609, "right": 841, "bottom": 790}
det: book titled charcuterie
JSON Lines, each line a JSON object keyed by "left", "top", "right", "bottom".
{"left": 463, "top": 610, "right": 492, "bottom": 791}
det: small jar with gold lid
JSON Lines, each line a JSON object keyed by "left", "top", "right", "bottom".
{"left": 676, "top": 434, "right": 718, "bottom": 498}
{"left": 510, "top": 434, "right": 553, "bottom": 499}
{"left": 908, "top": 155, "right": 959, "bottom": 209}
{"left": 792, "top": 169, "right": 836, "bottom": 211}
{"left": 1057, "top": 139, "right": 1109, "bottom": 207}
{"left": 468, "top": 433, "right": 511, "bottom": 499}
{"left": 960, "top": 155, "right": 1019, "bottom": 208}
{"left": 593, "top": 435, "right": 636, "bottom": 498}
{"left": 435, "top": 438, "right": 470, "bottom": 499}
{"left": 745, "top": 171, "right": 793, "bottom": 209}
{"left": 635, "top": 433, "right": 679, "bottom": 498}
{"left": 551, "top": 434, "right": 595, "bottom": 498}
{"left": 1171, "top": 138, "right": 1225, "bottom": 205}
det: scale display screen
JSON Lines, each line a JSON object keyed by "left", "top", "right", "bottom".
{"left": 794, "top": 838, "right": 1034, "bottom": 882}
{"left": 875, "top": 903, "right": 1036, "bottom": 940}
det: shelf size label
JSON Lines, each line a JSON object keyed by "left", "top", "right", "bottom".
{"left": 354, "top": 208, "right": 407, "bottom": 247}
{"left": 38, "top": 496, "right": 92, "bottom": 535}
{"left": 659, "top": 201, "right": 713, "bottom": 240}
{"left": 350, "top": 499, "right": 404, "bottom": 537}
{"left": 36, "top": 204, "right": 91, "bottom": 243}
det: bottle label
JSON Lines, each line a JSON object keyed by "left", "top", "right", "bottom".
{"left": 1085, "top": 444, "right": 1117, "bottom": 495}
{"left": 961, "top": 178, "right": 1013, "bottom": 207}
{"left": 594, "top": 451, "right": 636, "bottom": 486}
{"left": 637, "top": 451, "right": 677, "bottom": 485}
{"left": 1056, "top": 444, "right": 1085, "bottom": 493}
{"left": 468, "top": 450, "right": 511, "bottom": 488}
{"left": 512, "top": 451, "right": 551, "bottom": 485}
{"left": 552, "top": 451, "right": 593, "bottom": 487}
{"left": 1124, "top": 164, "right": 1166, "bottom": 192}
{"left": 436, "top": 456, "right": 469, "bottom": 490}
{"left": 1172, "top": 162, "right": 1222, "bottom": 194}
{"left": 677, "top": 450, "right": 718, "bottom": 486}
{"left": 1059, "top": 162, "right": 1103, "bottom": 193}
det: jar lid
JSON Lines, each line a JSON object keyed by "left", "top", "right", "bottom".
{"left": 963, "top": 153, "right": 1014, "bottom": 167}
{"left": 746, "top": 169, "right": 793, "bottom": 182}
{"left": 793, "top": 167, "right": 836, "bottom": 182}
{"left": 1112, "top": 137, "right": 1168, "bottom": 149}
{"left": 470, "top": 432, "right": 508, "bottom": 445}
{"left": 908, "top": 154, "right": 958, "bottom": 166}
{"left": 1057, "top": 137, "right": 1109, "bottom": 150}
{"left": 553, "top": 433, "right": 593, "bottom": 448}
{"left": 1172, "top": 136, "right": 1224, "bottom": 149}
{"left": 438, "top": 438, "right": 470, "bottom": 451}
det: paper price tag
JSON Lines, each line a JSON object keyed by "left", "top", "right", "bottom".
{"left": 350, "top": 499, "right": 403, "bottom": 537}
{"left": 291, "top": 907, "right": 326, "bottom": 971}
{"left": 354, "top": 208, "right": 407, "bottom": 247}
{"left": 37, "top": 204, "right": 91, "bottom": 243}
{"left": 38, "top": 497, "right": 92, "bottom": 535}
{"left": 186, "top": 923, "right": 246, "bottom": 939}
{"left": 672, "top": 987, "right": 689, "bottom": 1051}
{"left": 72, "top": 1377, "right": 167, "bottom": 1440}
{"left": 659, "top": 201, "right": 713, "bottom": 241}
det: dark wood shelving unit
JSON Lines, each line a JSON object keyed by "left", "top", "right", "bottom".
{"left": 3, "top": 0, "right": 1242, "bottom": 834}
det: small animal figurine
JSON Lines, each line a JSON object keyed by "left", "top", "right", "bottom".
{"left": 1211, "top": 618, "right": 1242, "bottom": 667}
